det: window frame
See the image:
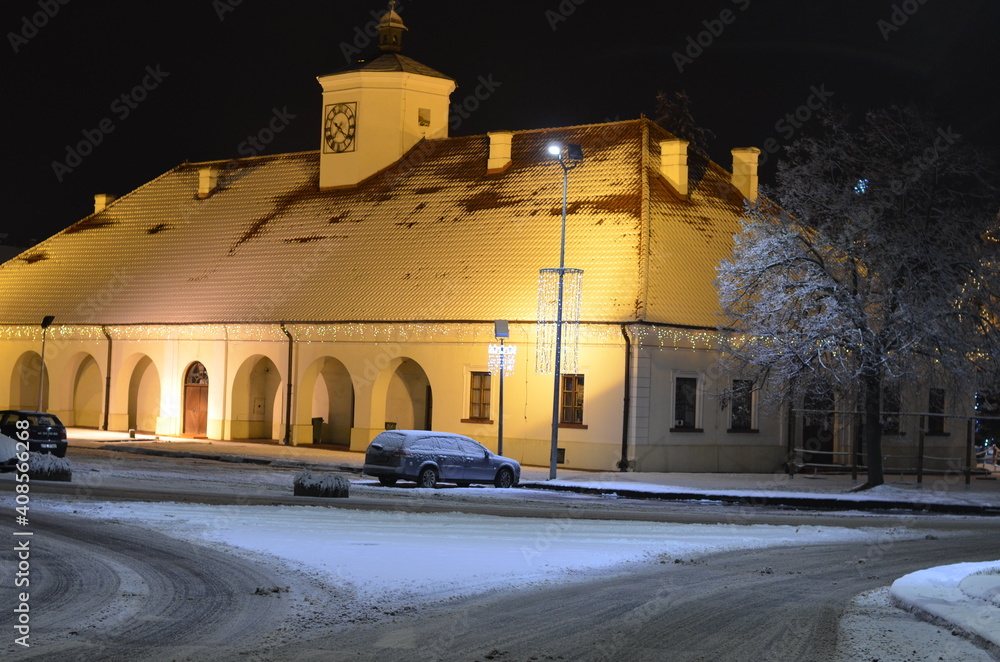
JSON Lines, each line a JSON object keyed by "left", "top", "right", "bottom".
{"left": 462, "top": 370, "right": 493, "bottom": 424}
{"left": 882, "top": 384, "right": 902, "bottom": 435}
{"left": 728, "top": 379, "right": 757, "bottom": 432}
{"left": 928, "top": 388, "right": 947, "bottom": 435}
{"left": 559, "top": 373, "right": 587, "bottom": 428}
{"left": 671, "top": 373, "right": 704, "bottom": 432}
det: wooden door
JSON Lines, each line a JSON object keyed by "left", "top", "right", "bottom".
{"left": 184, "top": 384, "right": 207, "bottom": 435}
{"left": 184, "top": 362, "right": 209, "bottom": 436}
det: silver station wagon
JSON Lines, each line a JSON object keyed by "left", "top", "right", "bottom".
{"left": 363, "top": 430, "right": 520, "bottom": 489}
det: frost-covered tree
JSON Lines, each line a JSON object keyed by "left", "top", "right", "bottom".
{"left": 653, "top": 90, "right": 715, "bottom": 156}
{"left": 717, "top": 106, "right": 1000, "bottom": 487}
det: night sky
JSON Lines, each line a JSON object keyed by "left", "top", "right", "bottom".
{"left": 2, "top": 0, "right": 998, "bottom": 248}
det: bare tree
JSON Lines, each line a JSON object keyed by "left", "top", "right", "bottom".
{"left": 716, "top": 106, "right": 1000, "bottom": 487}
{"left": 653, "top": 90, "right": 715, "bottom": 155}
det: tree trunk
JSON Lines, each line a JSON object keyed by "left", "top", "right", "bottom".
{"left": 863, "top": 371, "right": 885, "bottom": 487}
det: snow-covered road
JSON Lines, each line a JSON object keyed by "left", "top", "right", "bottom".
{"left": 38, "top": 496, "right": 1000, "bottom": 660}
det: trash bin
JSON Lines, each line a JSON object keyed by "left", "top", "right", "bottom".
{"left": 311, "top": 417, "right": 324, "bottom": 444}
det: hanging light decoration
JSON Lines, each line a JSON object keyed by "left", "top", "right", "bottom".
{"left": 535, "top": 267, "right": 583, "bottom": 374}
{"left": 488, "top": 343, "right": 517, "bottom": 376}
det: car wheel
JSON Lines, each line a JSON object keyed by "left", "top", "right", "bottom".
{"left": 417, "top": 466, "right": 438, "bottom": 489}
{"left": 378, "top": 476, "right": 398, "bottom": 486}
{"left": 494, "top": 467, "right": 514, "bottom": 488}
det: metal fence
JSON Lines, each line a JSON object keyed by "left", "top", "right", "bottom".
{"left": 787, "top": 409, "right": 997, "bottom": 485}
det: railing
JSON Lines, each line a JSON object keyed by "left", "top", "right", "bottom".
{"left": 787, "top": 410, "right": 996, "bottom": 485}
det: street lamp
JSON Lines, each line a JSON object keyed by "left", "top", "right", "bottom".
{"left": 37, "top": 315, "right": 54, "bottom": 411}
{"left": 488, "top": 320, "right": 516, "bottom": 456}
{"left": 543, "top": 142, "right": 583, "bottom": 479}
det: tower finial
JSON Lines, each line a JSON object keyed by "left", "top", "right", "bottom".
{"left": 378, "top": 1, "right": 407, "bottom": 53}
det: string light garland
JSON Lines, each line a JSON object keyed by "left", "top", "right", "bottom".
{"left": 0, "top": 321, "right": 733, "bottom": 351}
{"left": 535, "top": 268, "right": 583, "bottom": 374}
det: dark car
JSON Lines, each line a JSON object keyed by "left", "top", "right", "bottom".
{"left": 363, "top": 430, "right": 520, "bottom": 488}
{"left": 0, "top": 410, "right": 68, "bottom": 458}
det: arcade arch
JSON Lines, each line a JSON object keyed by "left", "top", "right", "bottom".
{"left": 232, "top": 355, "right": 282, "bottom": 439}
{"left": 128, "top": 355, "right": 161, "bottom": 433}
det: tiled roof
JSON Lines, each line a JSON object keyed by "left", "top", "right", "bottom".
{"left": 326, "top": 53, "right": 453, "bottom": 80}
{"left": 0, "top": 119, "right": 745, "bottom": 327}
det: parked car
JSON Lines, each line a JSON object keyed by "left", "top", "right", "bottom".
{"left": 363, "top": 430, "right": 520, "bottom": 488}
{"left": 0, "top": 410, "right": 68, "bottom": 458}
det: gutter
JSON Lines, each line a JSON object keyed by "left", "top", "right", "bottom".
{"left": 101, "top": 326, "right": 112, "bottom": 431}
{"left": 619, "top": 324, "right": 632, "bottom": 471}
{"left": 280, "top": 323, "right": 294, "bottom": 445}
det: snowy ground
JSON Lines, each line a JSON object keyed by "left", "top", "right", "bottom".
{"left": 40, "top": 496, "right": 1000, "bottom": 660}
{"left": 43, "top": 498, "right": 909, "bottom": 608}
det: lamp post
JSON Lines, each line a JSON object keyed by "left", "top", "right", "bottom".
{"left": 37, "top": 315, "right": 54, "bottom": 411}
{"left": 491, "top": 320, "right": 512, "bottom": 456}
{"left": 545, "top": 142, "right": 583, "bottom": 479}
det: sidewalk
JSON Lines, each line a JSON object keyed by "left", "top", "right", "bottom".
{"left": 68, "top": 428, "right": 1000, "bottom": 514}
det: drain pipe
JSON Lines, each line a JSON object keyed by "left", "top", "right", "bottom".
{"left": 101, "top": 326, "right": 113, "bottom": 431}
{"left": 280, "top": 323, "right": 294, "bottom": 445}
{"left": 618, "top": 324, "right": 632, "bottom": 471}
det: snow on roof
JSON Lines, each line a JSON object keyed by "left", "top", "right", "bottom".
{"left": 0, "top": 119, "right": 745, "bottom": 327}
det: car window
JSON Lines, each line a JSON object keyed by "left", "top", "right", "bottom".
{"left": 35, "top": 415, "right": 59, "bottom": 426}
{"left": 372, "top": 432, "right": 405, "bottom": 449}
{"left": 434, "top": 437, "right": 459, "bottom": 451}
{"left": 409, "top": 436, "right": 437, "bottom": 451}
{"left": 456, "top": 439, "right": 484, "bottom": 455}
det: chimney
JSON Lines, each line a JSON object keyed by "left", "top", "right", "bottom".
{"left": 731, "top": 147, "right": 761, "bottom": 201}
{"left": 487, "top": 131, "right": 513, "bottom": 174}
{"left": 197, "top": 166, "right": 219, "bottom": 199}
{"left": 93, "top": 193, "right": 115, "bottom": 213}
{"left": 659, "top": 139, "right": 689, "bottom": 197}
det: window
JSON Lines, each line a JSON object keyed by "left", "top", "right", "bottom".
{"left": 560, "top": 374, "right": 584, "bottom": 425}
{"left": 673, "top": 376, "right": 699, "bottom": 430}
{"left": 418, "top": 108, "right": 431, "bottom": 127}
{"left": 928, "top": 388, "right": 945, "bottom": 434}
{"left": 882, "top": 384, "right": 901, "bottom": 435}
{"left": 730, "top": 379, "right": 754, "bottom": 431}
{"left": 468, "top": 372, "right": 491, "bottom": 420}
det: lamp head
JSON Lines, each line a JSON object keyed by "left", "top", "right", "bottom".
{"left": 547, "top": 144, "right": 561, "bottom": 156}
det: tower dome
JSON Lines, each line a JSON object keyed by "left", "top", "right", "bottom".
{"left": 378, "top": 1, "right": 407, "bottom": 53}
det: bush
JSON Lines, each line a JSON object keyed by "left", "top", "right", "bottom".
{"left": 25, "top": 452, "right": 72, "bottom": 482}
{"left": 293, "top": 470, "right": 349, "bottom": 498}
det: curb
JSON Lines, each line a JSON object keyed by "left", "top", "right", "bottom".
{"left": 523, "top": 482, "right": 1000, "bottom": 516}
{"left": 97, "top": 444, "right": 363, "bottom": 475}
{"left": 95, "top": 444, "right": 999, "bottom": 515}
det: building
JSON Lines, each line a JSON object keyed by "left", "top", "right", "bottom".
{"left": 6, "top": 5, "right": 934, "bottom": 474}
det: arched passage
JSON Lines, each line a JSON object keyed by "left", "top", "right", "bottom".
{"left": 183, "top": 361, "right": 209, "bottom": 436}
{"left": 73, "top": 354, "right": 103, "bottom": 428}
{"left": 9, "top": 351, "right": 47, "bottom": 411}
{"left": 300, "top": 357, "right": 354, "bottom": 445}
{"left": 379, "top": 357, "right": 432, "bottom": 431}
{"left": 128, "top": 356, "right": 161, "bottom": 433}
{"left": 232, "top": 355, "right": 281, "bottom": 439}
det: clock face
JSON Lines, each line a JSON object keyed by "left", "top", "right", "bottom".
{"left": 323, "top": 102, "right": 357, "bottom": 153}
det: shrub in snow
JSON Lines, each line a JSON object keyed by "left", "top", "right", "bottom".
{"left": 25, "top": 452, "right": 72, "bottom": 482}
{"left": 293, "top": 470, "right": 349, "bottom": 498}
{"left": 0, "top": 433, "right": 17, "bottom": 464}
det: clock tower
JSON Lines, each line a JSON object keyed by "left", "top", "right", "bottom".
{"left": 318, "top": 3, "right": 456, "bottom": 189}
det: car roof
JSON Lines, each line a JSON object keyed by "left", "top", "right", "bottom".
{"left": 378, "top": 429, "right": 476, "bottom": 442}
